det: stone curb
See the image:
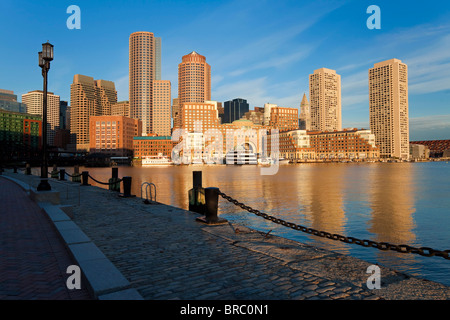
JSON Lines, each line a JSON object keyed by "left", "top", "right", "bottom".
{"left": 1, "top": 175, "right": 144, "bottom": 300}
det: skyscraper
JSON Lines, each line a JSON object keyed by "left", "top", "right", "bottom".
{"left": 223, "top": 98, "right": 249, "bottom": 124}
{"left": 298, "top": 93, "right": 311, "bottom": 131}
{"left": 129, "top": 31, "right": 165, "bottom": 136}
{"left": 22, "top": 90, "right": 60, "bottom": 145}
{"left": 70, "top": 74, "right": 117, "bottom": 151}
{"left": 369, "top": 58, "right": 409, "bottom": 159}
{"left": 178, "top": 51, "right": 211, "bottom": 107}
{"left": 152, "top": 80, "right": 171, "bottom": 136}
{"left": 309, "top": 68, "right": 342, "bottom": 132}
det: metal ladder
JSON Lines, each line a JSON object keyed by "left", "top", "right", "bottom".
{"left": 141, "top": 182, "right": 156, "bottom": 204}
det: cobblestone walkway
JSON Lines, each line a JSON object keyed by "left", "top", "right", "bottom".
{"left": 0, "top": 177, "right": 92, "bottom": 300}
{"left": 4, "top": 171, "right": 450, "bottom": 300}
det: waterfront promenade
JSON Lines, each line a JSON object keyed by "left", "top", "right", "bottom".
{"left": 2, "top": 169, "right": 450, "bottom": 300}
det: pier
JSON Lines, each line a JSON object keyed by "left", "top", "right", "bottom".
{"left": 1, "top": 167, "right": 450, "bottom": 301}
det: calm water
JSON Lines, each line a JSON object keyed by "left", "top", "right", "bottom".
{"left": 73, "top": 162, "right": 450, "bottom": 286}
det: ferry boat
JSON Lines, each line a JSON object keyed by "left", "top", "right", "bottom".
{"left": 142, "top": 154, "right": 172, "bottom": 166}
{"left": 225, "top": 150, "right": 258, "bottom": 165}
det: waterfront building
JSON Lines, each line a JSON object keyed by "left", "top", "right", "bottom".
{"left": 22, "top": 90, "right": 60, "bottom": 146}
{"left": 242, "top": 108, "right": 264, "bottom": 126}
{"left": 70, "top": 74, "right": 117, "bottom": 151}
{"left": 0, "top": 109, "right": 42, "bottom": 161}
{"left": 268, "top": 106, "right": 299, "bottom": 132}
{"left": 298, "top": 93, "right": 311, "bottom": 131}
{"left": 369, "top": 58, "right": 409, "bottom": 159}
{"left": 217, "top": 102, "right": 224, "bottom": 124}
{"left": 133, "top": 135, "right": 176, "bottom": 159}
{"left": 89, "top": 115, "right": 142, "bottom": 157}
{"left": 266, "top": 129, "right": 315, "bottom": 161}
{"left": 308, "top": 128, "right": 379, "bottom": 160}
{"left": 54, "top": 128, "right": 71, "bottom": 150}
{"left": 129, "top": 31, "right": 168, "bottom": 136}
{"left": 152, "top": 80, "right": 171, "bottom": 136}
{"left": 181, "top": 101, "right": 220, "bottom": 133}
{"left": 222, "top": 98, "right": 249, "bottom": 124}
{"left": 111, "top": 101, "right": 131, "bottom": 118}
{"left": 178, "top": 51, "right": 211, "bottom": 106}
{"left": 309, "top": 68, "right": 342, "bottom": 131}
{"left": 0, "top": 89, "right": 27, "bottom": 113}
{"left": 409, "top": 144, "right": 430, "bottom": 160}
{"left": 410, "top": 140, "right": 450, "bottom": 158}
{"left": 263, "top": 103, "right": 278, "bottom": 126}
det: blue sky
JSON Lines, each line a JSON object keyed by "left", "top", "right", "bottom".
{"left": 1, "top": 0, "right": 450, "bottom": 140}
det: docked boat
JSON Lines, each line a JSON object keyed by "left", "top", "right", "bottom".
{"left": 226, "top": 150, "right": 258, "bottom": 165}
{"left": 142, "top": 154, "right": 172, "bottom": 166}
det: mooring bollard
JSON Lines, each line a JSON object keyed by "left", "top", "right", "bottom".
{"left": 112, "top": 167, "right": 118, "bottom": 179}
{"left": 119, "top": 176, "right": 135, "bottom": 198}
{"left": 13, "top": 166, "right": 17, "bottom": 173}
{"left": 51, "top": 164, "right": 58, "bottom": 179}
{"left": 189, "top": 171, "right": 206, "bottom": 214}
{"left": 0, "top": 166, "right": 3, "bottom": 175}
{"left": 59, "top": 168, "right": 66, "bottom": 181}
{"left": 25, "top": 163, "right": 31, "bottom": 175}
{"left": 109, "top": 167, "right": 120, "bottom": 191}
{"left": 72, "top": 165, "right": 81, "bottom": 182}
{"left": 81, "top": 171, "right": 90, "bottom": 186}
{"left": 196, "top": 187, "right": 228, "bottom": 225}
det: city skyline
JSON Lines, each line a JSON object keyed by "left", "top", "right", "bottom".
{"left": 1, "top": 0, "right": 450, "bottom": 140}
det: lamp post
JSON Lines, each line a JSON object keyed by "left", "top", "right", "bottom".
{"left": 37, "top": 41, "right": 54, "bottom": 191}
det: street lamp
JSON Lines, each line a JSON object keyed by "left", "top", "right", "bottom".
{"left": 37, "top": 41, "right": 54, "bottom": 191}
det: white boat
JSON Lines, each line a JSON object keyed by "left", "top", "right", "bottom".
{"left": 226, "top": 150, "right": 258, "bottom": 165}
{"left": 257, "top": 158, "right": 271, "bottom": 166}
{"left": 142, "top": 154, "right": 172, "bottom": 166}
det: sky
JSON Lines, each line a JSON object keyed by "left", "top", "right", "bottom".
{"left": 1, "top": 0, "right": 450, "bottom": 140}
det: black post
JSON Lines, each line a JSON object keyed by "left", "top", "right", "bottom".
{"left": 13, "top": 166, "right": 17, "bottom": 173}
{"left": 193, "top": 171, "right": 202, "bottom": 189}
{"left": 112, "top": 167, "right": 118, "bottom": 179}
{"left": 196, "top": 187, "right": 227, "bottom": 225}
{"left": 59, "top": 168, "right": 66, "bottom": 181}
{"left": 189, "top": 171, "right": 205, "bottom": 214}
{"left": 119, "top": 176, "right": 135, "bottom": 198}
{"left": 81, "top": 171, "right": 90, "bottom": 186}
{"left": 25, "top": 163, "right": 31, "bottom": 175}
{"left": 37, "top": 48, "right": 51, "bottom": 191}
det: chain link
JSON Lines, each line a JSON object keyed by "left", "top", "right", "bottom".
{"left": 218, "top": 191, "right": 450, "bottom": 260}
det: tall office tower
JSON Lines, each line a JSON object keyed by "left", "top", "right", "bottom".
{"left": 178, "top": 51, "right": 211, "bottom": 106}
{"left": 369, "top": 58, "right": 409, "bottom": 159}
{"left": 95, "top": 80, "right": 117, "bottom": 115}
{"left": 154, "top": 37, "right": 162, "bottom": 80}
{"left": 111, "top": 101, "right": 131, "bottom": 117}
{"left": 152, "top": 80, "right": 171, "bottom": 136}
{"left": 59, "top": 101, "right": 68, "bottom": 130}
{"left": 172, "top": 98, "right": 181, "bottom": 130}
{"left": 129, "top": 31, "right": 163, "bottom": 135}
{"left": 70, "top": 74, "right": 117, "bottom": 151}
{"left": 22, "top": 90, "right": 60, "bottom": 145}
{"left": 309, "top": 68, "right": 342, "bottom": 131}
{"left": 223, "top": 98, "right": 249, "bottom": 124}
{"left": 298, "top": 93, "right": 311, "bottom": 131}
{"left": 0, "top": 89, "right": 27, "bottom": 113}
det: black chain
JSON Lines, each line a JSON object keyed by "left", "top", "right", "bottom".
{"left": 88, "top": 174, "right": 122, "bottom": 186}
{"left": 64, "top": 172, "right": 82, "bottom": 178}
{"left": 218, "top": 191, "right": 450, "bottom": 260}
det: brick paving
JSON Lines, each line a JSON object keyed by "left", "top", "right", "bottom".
{"left": 3, "top": 170, "right": 450, "bottom": 300}
{"left": 0, "top": 177, "right": 92, "bottom": 300}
